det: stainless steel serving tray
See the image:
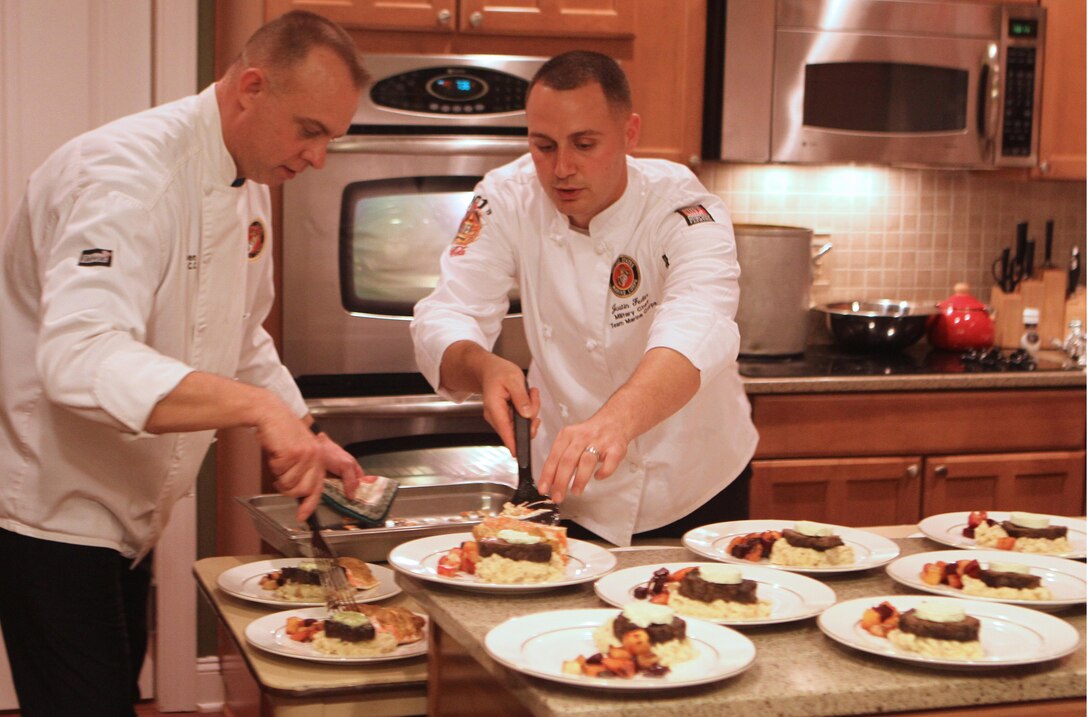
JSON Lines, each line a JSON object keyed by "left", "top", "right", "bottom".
{"left": 238, "top": 481, "right": 514, "bottom": 562}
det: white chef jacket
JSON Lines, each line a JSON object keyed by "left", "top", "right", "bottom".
{"left": 0, "top": 85, "right": 307, "bottom": 561}
{"left": 412, "top": 154, "right": 758, "bottom": 546}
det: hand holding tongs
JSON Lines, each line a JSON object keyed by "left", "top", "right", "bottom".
{"left": 509, "top": 385, "right": 560, "bottom": 523}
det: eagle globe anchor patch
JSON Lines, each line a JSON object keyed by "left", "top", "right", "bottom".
{"left": 610, "top": 255, "right": 641, "bottom": 298}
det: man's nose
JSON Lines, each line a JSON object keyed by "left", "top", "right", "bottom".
{"left": 554, "top": 146, "right": 575, "bottom": 178}
{"left": 302, "top": 142, "right": 328, "bottom": 170}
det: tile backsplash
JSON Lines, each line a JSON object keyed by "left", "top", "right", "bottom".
{"left": 697, "top": 163, "right": 1087, "bottom": 306}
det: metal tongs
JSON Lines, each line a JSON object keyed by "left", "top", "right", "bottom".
{"left": 304, "top": 510, "right": 359, "bottom": 613}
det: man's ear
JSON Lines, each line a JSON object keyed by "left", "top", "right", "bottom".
{"left": 236, "top": 67, "right": 268, "bottom": 110}
{"left": 625, "top": 112, "right": 641, "bottom": 152}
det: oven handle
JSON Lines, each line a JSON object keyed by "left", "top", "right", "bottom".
{"left": 306, "top": 394, "right": 485, "bottom": 418}
{"left": 330, "top": 136, "right": 528, "bottom": 155}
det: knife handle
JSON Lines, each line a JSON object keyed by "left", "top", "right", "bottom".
{"left": 1045, "top": 220, "right": 1054, "bottom": 266}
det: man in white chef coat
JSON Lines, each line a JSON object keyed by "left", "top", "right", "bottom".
{"left": 0, "top": 11, "right": 369, "bottom": 716}
{"left": 411, "top": 51, "right": 758, "bottom": 547}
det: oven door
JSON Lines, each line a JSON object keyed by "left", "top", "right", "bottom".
{"left": 282, "top": 134, "right": 530, "bottom": 380}
{"left": 771, "top": 28, "right": 997, "bottom": 167}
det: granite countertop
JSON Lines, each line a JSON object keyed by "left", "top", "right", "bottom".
{"left": 398, "top": 538, "right": 1086, "bottom": 717}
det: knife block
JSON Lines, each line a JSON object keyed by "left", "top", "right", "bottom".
{"left": 991, "top": 288, "right": 1024, "bottom": 349}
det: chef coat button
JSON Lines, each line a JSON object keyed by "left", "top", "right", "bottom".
{"left": 542, "top": 325, "right": 552, "bottom": 339}
{"left": 559, "top": 404, "right": 569, "bottom": 419}
{"left": 628, "top": 462, "right": 639, "bottom": 472}
{"left": 595, "top": 243, "right": 606, "bottom": 254}
{"left": 585, "top": 339, "right": 598, "bottom": 351}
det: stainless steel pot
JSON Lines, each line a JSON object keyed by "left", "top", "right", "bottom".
{"left": 735, "top": 224, "right": 830, "bottom": 356}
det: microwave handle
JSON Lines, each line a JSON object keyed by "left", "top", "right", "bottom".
{"left": 329, "top": 136, "right": 528, "bottom": 156}
{"left": 978, "top": 43, "right": 1001, "bottom": 144}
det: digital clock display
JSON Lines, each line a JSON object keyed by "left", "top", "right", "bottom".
{"left": 1008, "top": 18, "right": 1038, "bottom": 39}
{"left": 427, "top": 74, "right": 487, "bottom": 101}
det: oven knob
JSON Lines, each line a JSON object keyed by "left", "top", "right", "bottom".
{"left": 436, "top": 8, "right": 452, "bottom": 25}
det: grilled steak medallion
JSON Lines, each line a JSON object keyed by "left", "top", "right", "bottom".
{"left": 999, "top": 521, "right": 1067, "bottom": 541}
{"left": 677, "top": 569, "right": 758, "bottom": 604}
{"left": 279, "top": 566, "right": 323, "bottom": 586}
{"left": 613, "top": 613, "right": 686, "bottom": 644}
{"left": 977, "top": 569, "right": 1041, "bottom": 590}
{"left": 782, "top": 528, "right": 844, "bottom": 551}
{"left": 477, "top": 537, "right": 552, "bottom": 563}
{"left": 898, "top": 609, "right": 980, "bottom": 642}
{"left": 324, "top": 617, "right": 376, "bottom": 643}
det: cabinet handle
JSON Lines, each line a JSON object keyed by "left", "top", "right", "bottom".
{"left": 469, "top": 11, "right": 483, "bottom": 28}
{"left": 436, "top": 8, "right": 452, "bottom": 24}
{"left": 905, "top": 464, "right": 919, "bottom": 478}
{"left": 934, "top": 465, "right": 948, "bottom": 478}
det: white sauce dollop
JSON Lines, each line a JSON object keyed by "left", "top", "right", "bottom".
{"left": 698, "top": 565, "right": 743, "bottom": 584}
{"left": 621, "top": 601, "right": 675, "bottom": 627}
{"left": 496, "top": 529, "right": 542, "bottom": 544}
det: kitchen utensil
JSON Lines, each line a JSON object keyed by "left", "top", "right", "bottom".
{"left": 510, "top": 401, "right": 559, "bottom": 521}
{"left": 991, "top": 247, "right": 1013, "bottom": 292}
{"left": 928, "top": 283, "right": 994, "bottom": 351}
{"left": 320, "top": 475, "right": 398, "bottom": 528}
{"left": 816, "top": 300, "right": 938, "bottom": 353}
{"left": 304, "top": 510, "right": 361, "bottom": 613}
{"left": 1014, "top": 221, "right": 1028, "bottom": 278}
{"left": 1024, "top": 239, "right": 1036, "bottom": 279}
{"left": 734, "top": 224, "right": 824, "bottom": 356}
{"left": 1069, "top": 246, "right": 1081, "bottom": 296}
{"left": 1043, "top": 220, "right": 1055, "bottom": 269}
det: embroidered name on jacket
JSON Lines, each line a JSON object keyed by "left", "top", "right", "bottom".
{"left": 450, "top": 195, "right": 490, "bottom": 257}
{"left": 78, "top": 248, "right": 113, "bottom": 267}
{"left": 675, "top": 204, "right": 714, "bottom": 226}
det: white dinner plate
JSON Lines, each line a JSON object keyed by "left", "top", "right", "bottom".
{"left": 593, "top": 562, "right": 836, "bottom": 626}
{"left": 216, "top": 558, "right": 401, "bottom": 607}
{"left": 817, "top": 595, "right": 1081, "bottom": 668}
{"left": 918, "top": 512, "right": 1087, "bottom": 559}
{"left": 244, "top": 607, "right": 428, "bottom": 663}
{"left": 387, "top": 532, "right": 617, "bottom": 592}
{"left": 484, "top": 608, "right": 756, "bottom": 690}
{"left": 683, "top": 520, "right": 901, "bottom": 573}
{"left": 885, "top": 550, "right": 1087, "bottom": 610}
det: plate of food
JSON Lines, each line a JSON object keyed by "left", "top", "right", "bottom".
{"left": 387, "top": 513, "right": 616, "bottom": 592}
{"left": 817, "top": 595, "right": 1080, "bottom": 668}
{"left": 484, "top": 604, "right": 755, "bottom": 690}
{"left": 918, "top": 511, "right": 1086, "bottom": 559}
{"left": 885, "top": 550, "right": 1086, "bottom": 610}
{"left": 683, "top": 520, "right": 900, "bottom": 573}
{"left": 216, "top": 557, "right": 400, "bottom": 607}
{"left": 593, "top": 562, "right": 836, "bottom": 626}
{"left": 244, "top": 604, "right": 428, "bottom": 663}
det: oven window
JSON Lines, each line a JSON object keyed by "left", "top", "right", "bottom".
{"left": 803, "top": 62, "right": 968, "bottom": 133}
{"left": 339, "top": 176, "right": 519, "bottom": 316}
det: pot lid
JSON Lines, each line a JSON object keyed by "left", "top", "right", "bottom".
{"left": 939, "top": 282, "right": 987, "bottom": 311}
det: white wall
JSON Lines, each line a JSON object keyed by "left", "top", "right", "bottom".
{"left": 0, "top": 0, "right": 199, "bottom": 711}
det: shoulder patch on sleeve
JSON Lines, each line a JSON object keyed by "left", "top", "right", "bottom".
{"left": 675, "top": 204, "right": 715, "bottom": 226}
{"left": 450, "top": 194, "right": 490, "bottom": 256}
{"left": 78, "top": 248, "right": 113, "bottom": 267}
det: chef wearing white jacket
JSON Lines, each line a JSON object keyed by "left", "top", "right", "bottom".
{"left": 412, "top": 51, "right": 758, "bottom": 547}
{"left": 0, "top": 12, "right": 368, "bottom": 717}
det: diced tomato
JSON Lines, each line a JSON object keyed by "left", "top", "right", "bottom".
{"left": 437, "top": 548, "right": 463, "bottom": 577}
{"left": 967, "top": 510, "right": 988, "bottom": 528}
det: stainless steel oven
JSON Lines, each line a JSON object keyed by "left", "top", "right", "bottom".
{"left": 281, "top": 54, "right": 544, "bottom": 479}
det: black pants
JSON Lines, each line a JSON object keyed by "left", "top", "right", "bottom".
{"left": 0, "top": 528, "right": 151, "bottom": 717}
{"left": 563, "top": 462, "right": 752, "bottom": 542}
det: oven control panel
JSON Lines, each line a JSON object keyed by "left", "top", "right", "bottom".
{"left": 371, "top": 66, "right": 530, "bottom": 115}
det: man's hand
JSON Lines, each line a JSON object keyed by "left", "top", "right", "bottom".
{"left": 536, "top": 413, "right": 626, "bottom": 502}
{"left": 314, "top": 431, "right": 372, "bottom": 500}
{"left": 257, "top": 407, "right": 327, "bottom": 521}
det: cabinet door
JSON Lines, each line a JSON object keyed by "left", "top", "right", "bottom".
{"left": 751, "top": 457, "right": 922, "bottom": 527}
{"left": 265, "top": 0, "right": 456, "bottom": 32}
{"left": 923, "top": 450, "right": 1086, "bottom": 516}
{"left": 1035, "top": 0, "right": 1086, "bottom": 180}
{"left": 459, "top": 0, "right": 634, "bottom": 37}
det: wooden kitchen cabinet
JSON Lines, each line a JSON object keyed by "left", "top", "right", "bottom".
{"left": 265, "top": 0, "right": 634, "bottom": 37}
{"left": 262, "top": 0, "right": 706, "bottom": 163}
{"left": 750, "top": 389, "right": 1087, "bottom": 524}
{"left": 923, "top": 450, "right": 1086, "bottom": 515}
{"left": 1034, "top": 0, "right": 1086, "bottom": 180}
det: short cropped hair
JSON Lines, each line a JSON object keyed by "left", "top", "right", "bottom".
{"left": 528, "top": 51, "right": 631, "bottom": 114}
{"left": 239, "top": 10, "right": 369, "bottom": 89}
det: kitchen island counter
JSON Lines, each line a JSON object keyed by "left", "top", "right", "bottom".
{"left": 405, "top": 537, "right": 1086, "bottom": 717}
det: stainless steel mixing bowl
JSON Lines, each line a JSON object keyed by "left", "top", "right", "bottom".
{"left": 817, "top": 300, "right": 939, "bottom": 352}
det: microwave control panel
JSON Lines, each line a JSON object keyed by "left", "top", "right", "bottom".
{"left": 370, "top": 67, "right": 530, "bottom": 116}
{"left": 1000, "top": 16, "right": 1041, "bottom": 158}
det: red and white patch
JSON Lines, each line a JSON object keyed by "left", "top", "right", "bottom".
{"left": 247, "top": 220, "right": 266, "bottom": 260}
{"left": 675, "top": 204, "right": 714, "bottom": 226}
{"left": 610, "top": 255, "right": 641, "bottom": 298}
{"left": 450, "top": 195, "right": 489, "bottom": 256}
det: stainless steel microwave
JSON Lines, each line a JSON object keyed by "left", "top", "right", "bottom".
{"left": 703, "top": 0, "right": 1046, "bottom": 168}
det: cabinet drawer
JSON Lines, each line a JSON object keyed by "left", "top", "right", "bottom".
{"left": 752, "top": 389, "right": 1085, "bottom": 459}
